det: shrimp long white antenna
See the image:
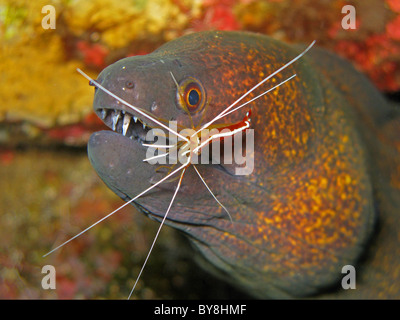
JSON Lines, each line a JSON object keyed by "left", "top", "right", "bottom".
{"left": 215, "top": 73, "right": 297, "bottom": 121}
{"left": 194, "top": 40, "right": 316, "bottom": 135}
{"left": 141, "top": 141, "right": 180, "bottom": 162}
{"left": 142, "top": 152, "right": 169, "bottom": 163}
{"left": 43, "top": 160, "right": 190, "bottom": 258}
{"left": 128, "top": 167, "right": 187, "bottom": 299}
{"left": 142, "top": 143, "right": 177, "bottom": 148}
{"left": 76, "top": 68, "right": 189, "bottom": 142}
{"left": 193, "top": 165, "right": 233, "bottom": 224}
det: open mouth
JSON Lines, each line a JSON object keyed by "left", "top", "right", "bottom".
{"left": 96, "top": 107, "right": 153, "bottom": 143}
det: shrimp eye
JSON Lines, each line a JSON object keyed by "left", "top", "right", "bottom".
{"left": 176, "top": 77, "right": 206, "bottom": 114}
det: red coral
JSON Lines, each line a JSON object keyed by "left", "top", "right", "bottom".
{"left": 0, "top": 280, "right": 18, "bottom": 298}
{"left": 327, "top": 21, "right": 342, "bottom": 39}
{"left": 209, "top": 5, "right": 240, "bottom": 30}
{"left": 83, "top": 112, "right": 105, "bottom": 127}
{"left": 76, "top": 41, "right": 109, "bottom": 68}
{"left": 386, "top": 15, "right": 400, "bottom": 40}
{"left": 191, "top": 0, "right": 240, "bottom": 31}
{"left": 335, "top": 32, "right": 400, "bottom": 91}
{"left": 56, "top": 277, "right": 78, "bottom": 299}
{"left": 0, "top": 149, "right": 15, "bottom": 166}
{"left": 44, "top": 113, "right": 107, "bottom": 145}
{"left": 46, "top": 125, "right": 87, "bottom": 141}
{"left": 203, "top": 0, "right": 238, "bottom": 6}
{"left": 387, "top": 0, "right": 400, "bottom": 13}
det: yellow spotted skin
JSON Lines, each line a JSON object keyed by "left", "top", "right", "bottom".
{"left": 89, "top": 31, "right": 400, "bottom": 298}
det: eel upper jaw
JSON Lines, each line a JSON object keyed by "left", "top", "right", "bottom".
{"left": 94, "top": 106, "right": 156, "bottom": 144}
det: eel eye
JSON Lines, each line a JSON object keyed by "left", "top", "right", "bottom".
{"left": 185, "top": 86, "right": 201, "bottom": 109}
{"left": 176, "top": 77, "right": 206, "bottom": 114}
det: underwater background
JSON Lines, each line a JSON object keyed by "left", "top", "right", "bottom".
{"left": 1, "top": 0, "right": 399, "bottom": 299}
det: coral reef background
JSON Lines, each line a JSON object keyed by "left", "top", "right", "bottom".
{"left": 1, "top": 0, "right": 399, "bottom": 298}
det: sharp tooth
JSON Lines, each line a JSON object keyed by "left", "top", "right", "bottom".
{"left": 112, "top": 110, "right": 121, "bottom": 131}
{"left": 143, "top": 122, "right": 146, "bottom": 130}
{"left": 133, "top": 116, "right": 138, "bottom": 123}
{"left": 123, "top": 114, "right": 131, "bottom": 136}
{"left": 100, "top": 109, "right": 107, "bottom": 120}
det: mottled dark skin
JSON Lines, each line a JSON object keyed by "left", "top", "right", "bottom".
{"left": 88, "top": 31, "right": 400, "bottom": 298}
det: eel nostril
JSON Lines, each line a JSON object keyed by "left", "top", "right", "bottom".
{"left": 125, "top": 80, "right": 135, "bottom": 89}
{"left": 89, "top": 79, "right": 99, "bottom": 92}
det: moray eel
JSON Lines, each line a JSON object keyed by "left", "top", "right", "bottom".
{"left": 87, "top": 31, "right": 400, "bottom": 298}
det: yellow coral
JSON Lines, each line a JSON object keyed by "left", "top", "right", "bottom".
{"left": 0, "top": 0, "right": 64, "bottom": 40}
{"left": 0, "top": 0, "right": 201, "bottom": 128}
{"left": 64, "top": 0, "right": 191, "bottom": 48}
{"left": 0, "top": 34, "right": 95, "bottom": 127}
{"left": 64, "top": 0, "right": 142, "bottom": 34}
